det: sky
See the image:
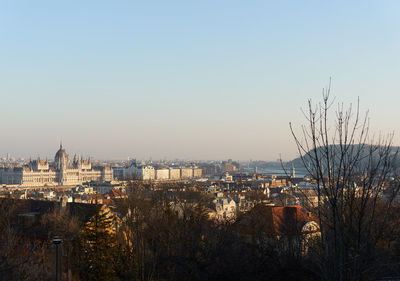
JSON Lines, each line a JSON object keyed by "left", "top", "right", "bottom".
{"left": 0, "top": 1, "right": 399, "bottom": 161}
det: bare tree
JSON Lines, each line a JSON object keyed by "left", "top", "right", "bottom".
{"left": 0, "top": 199, "right": 51, "bottom": 281}
{"left": 290, "top": 81, "right": 400, "bottom": 281}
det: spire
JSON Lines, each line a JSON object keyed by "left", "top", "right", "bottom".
{"left": 60, "top": 141, "right": 63, "bottom": 150}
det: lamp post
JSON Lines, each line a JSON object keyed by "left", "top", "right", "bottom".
{"left": 52, "top": 238, "right": 63, "bottom": 281}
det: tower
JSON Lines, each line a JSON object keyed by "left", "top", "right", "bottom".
{"left": 291, "top": 163, "right": 295, "bottom": 178}
{"left": 55, "top": 143, "right": 68, "bottom": 185}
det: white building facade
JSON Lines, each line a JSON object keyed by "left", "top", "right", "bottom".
{"left": 122, "top": 162, "right": 202, "bottom": 181}
{"left": 0, "top": 144, "right": 113, "bottom": 186}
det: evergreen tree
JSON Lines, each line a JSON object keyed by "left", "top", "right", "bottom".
{"left": 78, "top": 205, "right": 120, "bottom": 281}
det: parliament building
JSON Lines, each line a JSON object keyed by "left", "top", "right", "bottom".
{"left": 0, "top": 144, "right": 113, "bottom": 186}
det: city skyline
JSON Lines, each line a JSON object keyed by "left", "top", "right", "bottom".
{"left": 0, "top": 143, "right": 290, "bottom": 162}
{"left": 1, "top": 1, "right": 399, "bottom": 161}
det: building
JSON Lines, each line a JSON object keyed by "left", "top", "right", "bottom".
{"left": 235, "top": 205, "right": 320, "bottom": 253}
{"left": 180, "top": 168, "right": 193, "bottom": 179}
{"left": 0, "top": 144, "right": 113, "bottom": 186}
{"left": 155, "top": 168, "right": 169, "bottom": 180}
{"left": 112, "top": 166, "right": 124, "bottom": 180}
{"left": 209, "top": 193, "right": 237, "bottom": 222}
{"left": 221, "top": 159, "right": 238, "bottom": 173}
{"left": 193, "top": 168, "right": 202, "bottom": 178}
{"left": 123, "top": 163, "right": 156, "bottom": 180}
{"left": 169, "top": 168, "right": 181, "bottom": 180}
{"left": 121, "top": 161, "right": 202, "bottom": 181}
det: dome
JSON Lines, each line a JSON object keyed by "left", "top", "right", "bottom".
{"left": 55, "top": 143, "right": 68, "bottom": 163}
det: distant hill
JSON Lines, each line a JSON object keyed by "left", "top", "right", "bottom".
{"left": 288, "top": 144, "right": 400, "bottom": 171}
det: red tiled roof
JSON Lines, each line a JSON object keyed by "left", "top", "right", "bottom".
{"left": 236, "top": 205, "right": 319, "bottom": 237}
{"left": 102, "top": 198, "right": 115, "bottom": 205}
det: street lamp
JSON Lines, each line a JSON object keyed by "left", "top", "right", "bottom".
{"left": 52, "top": 238, "right": 63, "bottom": 281}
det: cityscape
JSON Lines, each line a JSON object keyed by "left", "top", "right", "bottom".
{"left": 1, "top": 1, "right": 400, "bottom": 281}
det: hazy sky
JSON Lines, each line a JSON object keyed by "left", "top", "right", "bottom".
{"left": 1, "top": 1, "right": 399, "bottom": 161}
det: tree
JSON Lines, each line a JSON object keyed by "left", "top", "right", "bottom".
{"left": 40, "top": 205, "right": 81, "bottom": 280}
{"left": 290, "top": 82, "right": 400, "bottom": 281}
{"left": 77, "top": 205, "right": 120, "bottom": 281}
{"left": 0, "top": 199, "right": 47, "bottom": 281}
